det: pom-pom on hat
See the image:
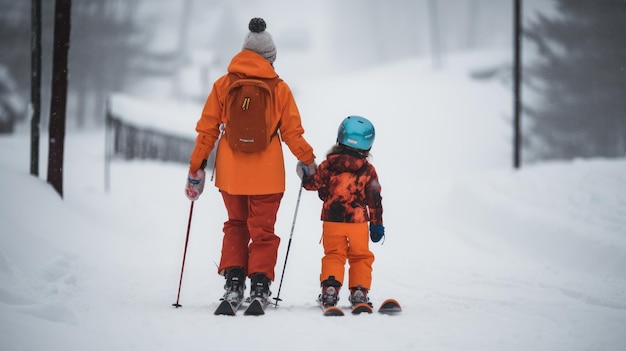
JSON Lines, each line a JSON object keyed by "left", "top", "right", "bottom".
{"left": 243, "top": 18, "right": 277, "bottom": 64}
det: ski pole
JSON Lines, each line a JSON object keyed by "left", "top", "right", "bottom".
{"left": 273, "top": 182, "right": 304, "bottom": 307}
{"left": 173, "top": 201, "right": 195, "bottom": 308}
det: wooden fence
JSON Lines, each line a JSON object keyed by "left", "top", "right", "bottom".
{"left": 104, "top": 96, "right": 214, "bottom": 192}
{"left": 106, "top": 113, "right": 196, "bottom": 163}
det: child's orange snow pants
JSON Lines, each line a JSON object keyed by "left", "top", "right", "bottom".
{"left": 218, "top": 191, "right": 283, "bottom": 281}
{"left": 320, "top": 221, "right": 375, "bottom": 290}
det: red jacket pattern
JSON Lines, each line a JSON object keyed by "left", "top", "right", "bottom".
{"left": 303, "top": 150, "right": 383, "bottom": 225}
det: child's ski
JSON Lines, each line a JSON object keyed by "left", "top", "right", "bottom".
{"left": 321, "top": 304, "right": 345, "bottom": 316}
{"left": 351, "top": 302, "right": 374, "bottom": 315}
{"left": 377, "top": 299, "right": 402, "bottom": 315}
{"left": 318, "top": 297, "right": 344, "bottom": 316}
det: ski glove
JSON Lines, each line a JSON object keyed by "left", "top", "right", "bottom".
{"left": 369, "top": 224, "right": 385, "bottom": 243}
{"left": 296, "top": 161, "right": 317, "bottom": 182}
{"left": 185, "top": 169, "right": 206, "bottom": 201}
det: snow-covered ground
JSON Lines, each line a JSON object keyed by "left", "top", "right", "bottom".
{"left": 1, "top": 51, "right": 625, "bottom": 351}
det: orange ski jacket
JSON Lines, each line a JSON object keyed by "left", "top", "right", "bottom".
{"left": 302, "top": 150, "right": 383, "bottom": 225}
{"left": 189, "top": 50, "right": 315, "bottom": 195}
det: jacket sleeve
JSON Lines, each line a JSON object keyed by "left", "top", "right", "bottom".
{"left": 275, "top": 82, "right": 316, "bottom": 165}
{"left": 189, "top": 79, "right": 226, "bottom": 173}
{"left": 366, "top": 166, "right": 383, "bottom": 225}
{"left": 302, "top": 160, "right": 328, "bottom": 192}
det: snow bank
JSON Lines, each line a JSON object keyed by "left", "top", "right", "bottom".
{"left": 1, "top": 50, "right": 625, "bottom": 350}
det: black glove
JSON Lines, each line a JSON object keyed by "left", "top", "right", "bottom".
{"left": 369, "top": 224, "right": 385, "bottom": 243}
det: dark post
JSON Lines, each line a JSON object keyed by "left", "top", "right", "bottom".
{"left": 30, "top": 0, "right": 42, "bottom": 176}
{"left": 104, "top": 96, "right": 112, "bottom": 193}
{"left": 428, "top": 0, "right": 442, "bottom": 69}
{"left": 47, "top": 0, "right": 72, "bottom": 197}
{"left": 513, "top": 0, "right": 522, "bottom": 169}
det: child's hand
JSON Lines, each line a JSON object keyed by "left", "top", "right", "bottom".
{"left": 369, "top": 224, "right": 385, "bottom": 243}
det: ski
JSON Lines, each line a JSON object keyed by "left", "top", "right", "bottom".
{"left": 244, "top": 297, "right": 270, "bottom": 316}
{"left": 214, "top": 298, "right": 243, "bottom": 316}
{"left": 377, "top": 298, "right": 402, "bottom": 315}
{"left": 322, "top": 305, "right": 344, "bottom": 316}
{"left": 318, "top": 298, "right": 344, "bottom": 316}
{"left": 351, "top": 302, "right": 374, "bottom": 315}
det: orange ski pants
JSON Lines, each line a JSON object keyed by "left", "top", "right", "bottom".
{"left": 320, "top": 221, "right": 375, "bottom": 290}
{"left": 218, "top": 191, "right": 283, "bottom": 281}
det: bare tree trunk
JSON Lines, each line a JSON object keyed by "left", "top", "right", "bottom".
{"left": 30, "top": 0, "right": 42, "bottom": 176}
{"left": 47, "top": 0, "right": 72, "bottom": 197}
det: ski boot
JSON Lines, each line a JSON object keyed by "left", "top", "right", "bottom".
{"left": 214, "top": 266, "right": 246, "bottom": 315}
{"left": 222, "top": 267, "right": 245, "bottom": 304}
{"left": 245, "top": 273, "right": 272, "bottom": 315}
{"left": 249, "top": 273, "right": 272, "bottom": 300}
{"left": 318, "top": 276, "right": 342, "bottom": 308}
{"left": 349, "top": 285, "right": 373, "bottom": 314}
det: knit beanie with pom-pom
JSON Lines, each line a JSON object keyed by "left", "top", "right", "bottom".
{"left": 242, "top": 18, "right": 277, "bottom": 64}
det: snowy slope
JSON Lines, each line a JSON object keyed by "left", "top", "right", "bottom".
{"left": 1, "top": 52, "right": 625, "bottom": 351}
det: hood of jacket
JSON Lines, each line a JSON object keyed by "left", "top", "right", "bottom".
{"left": 326, "top": 152, "right": 368, "bottom": 174}
{"left": 227, "top": 49, "right": 278, "bottom": 79}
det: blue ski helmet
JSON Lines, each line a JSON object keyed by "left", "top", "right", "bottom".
{"left": 337, "top": 115, "right": 375, "bottom": 151}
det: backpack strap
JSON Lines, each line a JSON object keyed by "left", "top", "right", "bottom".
{"left": 227, "top": 73, "right": 281, "bottom": 92}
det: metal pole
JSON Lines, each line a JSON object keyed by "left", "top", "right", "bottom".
{"left": 513, "top": 0, "right": 522, "bottom": 169}
{"left": 273, "top": 183, "right": 304, "bottom": 307}
{"left": 173, "top": 201, "right": 195, "bottom": 308}
{"left": 104, "top": 97, "right": 111, "bottom": 193}
{"left": 428, "top": 0, "right": 442, "bottom": 69}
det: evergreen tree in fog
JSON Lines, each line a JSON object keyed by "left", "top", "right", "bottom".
{"left": 524, "top": 1, "right": 626, "bottom": 161}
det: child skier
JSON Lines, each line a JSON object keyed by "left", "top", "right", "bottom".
{"left": 296, "top": 115, "right": 385, "bottom": 310}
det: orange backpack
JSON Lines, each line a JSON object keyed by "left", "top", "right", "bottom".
{"left": 224, "top": 73, "right": 282, "bottom": 153}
